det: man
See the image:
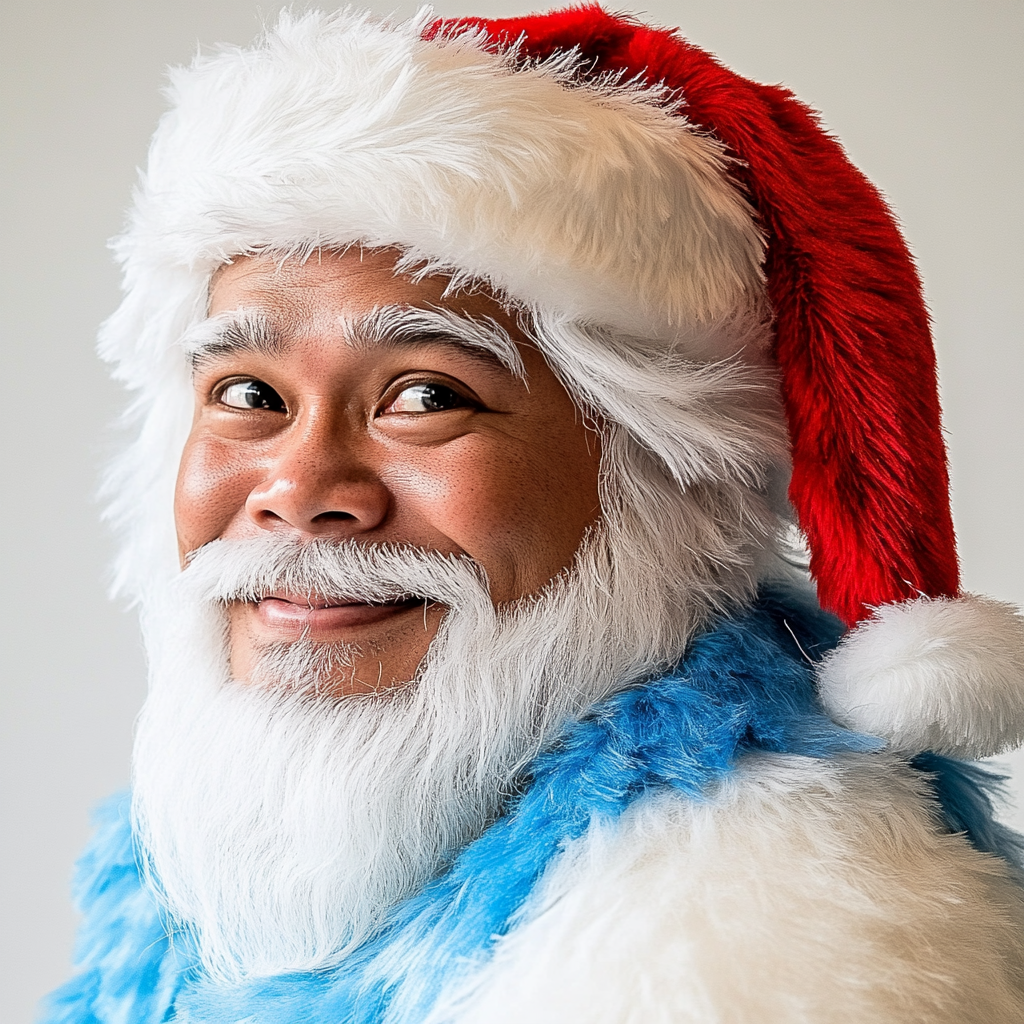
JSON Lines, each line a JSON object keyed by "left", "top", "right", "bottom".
{"left": 42, "top": 6, "right": 1024, "bottom": 1022}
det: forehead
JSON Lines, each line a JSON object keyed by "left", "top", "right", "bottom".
{"left": 197, "top": 247, "right": 530, "bottom": 379}
{"left": 208, "top": 248, "right": 507, "bottom": 325}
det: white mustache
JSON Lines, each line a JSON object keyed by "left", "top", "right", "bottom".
{"left": 179, "top": 535, "right": 490, "bottom": 611}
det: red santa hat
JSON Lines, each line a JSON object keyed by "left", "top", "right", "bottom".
{"left": 102, "top": 6, "right": 1024, "bottom": 759}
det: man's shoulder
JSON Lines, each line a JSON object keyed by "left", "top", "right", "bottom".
{"left": 436, "top": 752, "right": 1024, "bottom": 1024}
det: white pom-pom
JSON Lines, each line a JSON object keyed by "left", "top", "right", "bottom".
{"left": 817, "top": 594, "right": 1024, "bottom": 758}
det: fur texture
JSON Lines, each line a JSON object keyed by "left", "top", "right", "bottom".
{"left": 818, "top": 593, "right": 1024, "bottom": 757}
{"left": 438, "top": 5, "right": 959, "bottom": 624}
{"left": 38, "top": 796, "right": 183, "bottom": 1024}
{"left": 40, "top": 590, "right": 1022, "bottom": 1023}
{"left": 439, "top": 757, "right": 1024, "bottom": 1024}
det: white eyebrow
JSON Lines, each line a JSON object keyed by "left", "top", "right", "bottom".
{"left": 181, "top": 305, "right": 526, "bottom": 380}
{"left": 182, "top": 310, "right": 283, "bottom": 371}
{"left": 347, "top": 305, "right": 526, "bottom": 380}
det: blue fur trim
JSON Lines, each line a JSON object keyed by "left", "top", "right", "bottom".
{"left": 37, "top": 794, "right": 182, "bottom": 1023}
{"left": 38, "top": 587, "right": 1019, "bottom": 1023}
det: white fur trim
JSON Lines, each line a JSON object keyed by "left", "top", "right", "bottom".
{"left": 818, "top": 594, "right": 1024, "bottom": 758}
{"left": 430, "top": 754, "right": 1024, "bottom": 1024}
{"left": 107, "top": 7, "right": 764, "bottom": 386}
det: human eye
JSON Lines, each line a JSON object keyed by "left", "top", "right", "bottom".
{"left": 217, "top": 378, "right": 286, "bottom": 412}
{"left": 383, "top": 382, "right": 473, "bottom": 415}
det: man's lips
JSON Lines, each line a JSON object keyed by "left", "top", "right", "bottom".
{"left": 253, "top": 594, "right": 425, "bottom": 632}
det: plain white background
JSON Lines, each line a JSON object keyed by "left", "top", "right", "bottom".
{"left": 2, "top": 2, "right": 1021, "bottom": 1019}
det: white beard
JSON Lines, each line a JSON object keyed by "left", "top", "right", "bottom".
{"left": 130, "top": 524, "right": 685, "bottom": 982}
{"left": 131, "top": 446, "right": 774, "bottom": 984}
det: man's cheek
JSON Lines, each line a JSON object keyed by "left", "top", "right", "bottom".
{"left": 174, "top": 434, "right": 263, "bottom": 556}
{"left": 383, "top": 444, "right": 515, "bottom": 525}
{"left": 383, "top": 457, "right": 563, "bottom": 603}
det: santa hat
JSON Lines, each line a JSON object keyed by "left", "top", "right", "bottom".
{"left": 102, "top": 6, "right": 1023, "bottom": 759}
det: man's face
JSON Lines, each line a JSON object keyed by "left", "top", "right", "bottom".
{"left": 175, "top": 247, "right": 602, "bottom": 693}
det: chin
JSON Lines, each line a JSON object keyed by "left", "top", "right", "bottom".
{"left": 229, "top": 605, "right": 439, "bottom": 697}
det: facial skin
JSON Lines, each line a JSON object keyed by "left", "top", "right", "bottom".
{"left": 174, "top": 248, "right": 603, "bottom": 694}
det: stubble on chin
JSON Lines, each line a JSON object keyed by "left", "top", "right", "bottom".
{"left": 226, "top": 597, "right": 446, "bottom": 696}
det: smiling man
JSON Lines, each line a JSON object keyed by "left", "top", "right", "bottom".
{"left": 43, "top": 7, "right": 1024, "bottom": 1024}
{"left": 183, "top": 249, "right": 603, "bottom": 693}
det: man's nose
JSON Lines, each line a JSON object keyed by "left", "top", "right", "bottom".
{"left": 243, "top": 407, "right": 389, "bottom": 538}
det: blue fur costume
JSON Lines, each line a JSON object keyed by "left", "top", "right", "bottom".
{"left": 40, "top": 588, "right": 1022, "bottom": 1024}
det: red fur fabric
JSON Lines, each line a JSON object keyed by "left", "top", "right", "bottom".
{"left": 430, "top": 6, "right": 959, "bottom": 626}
